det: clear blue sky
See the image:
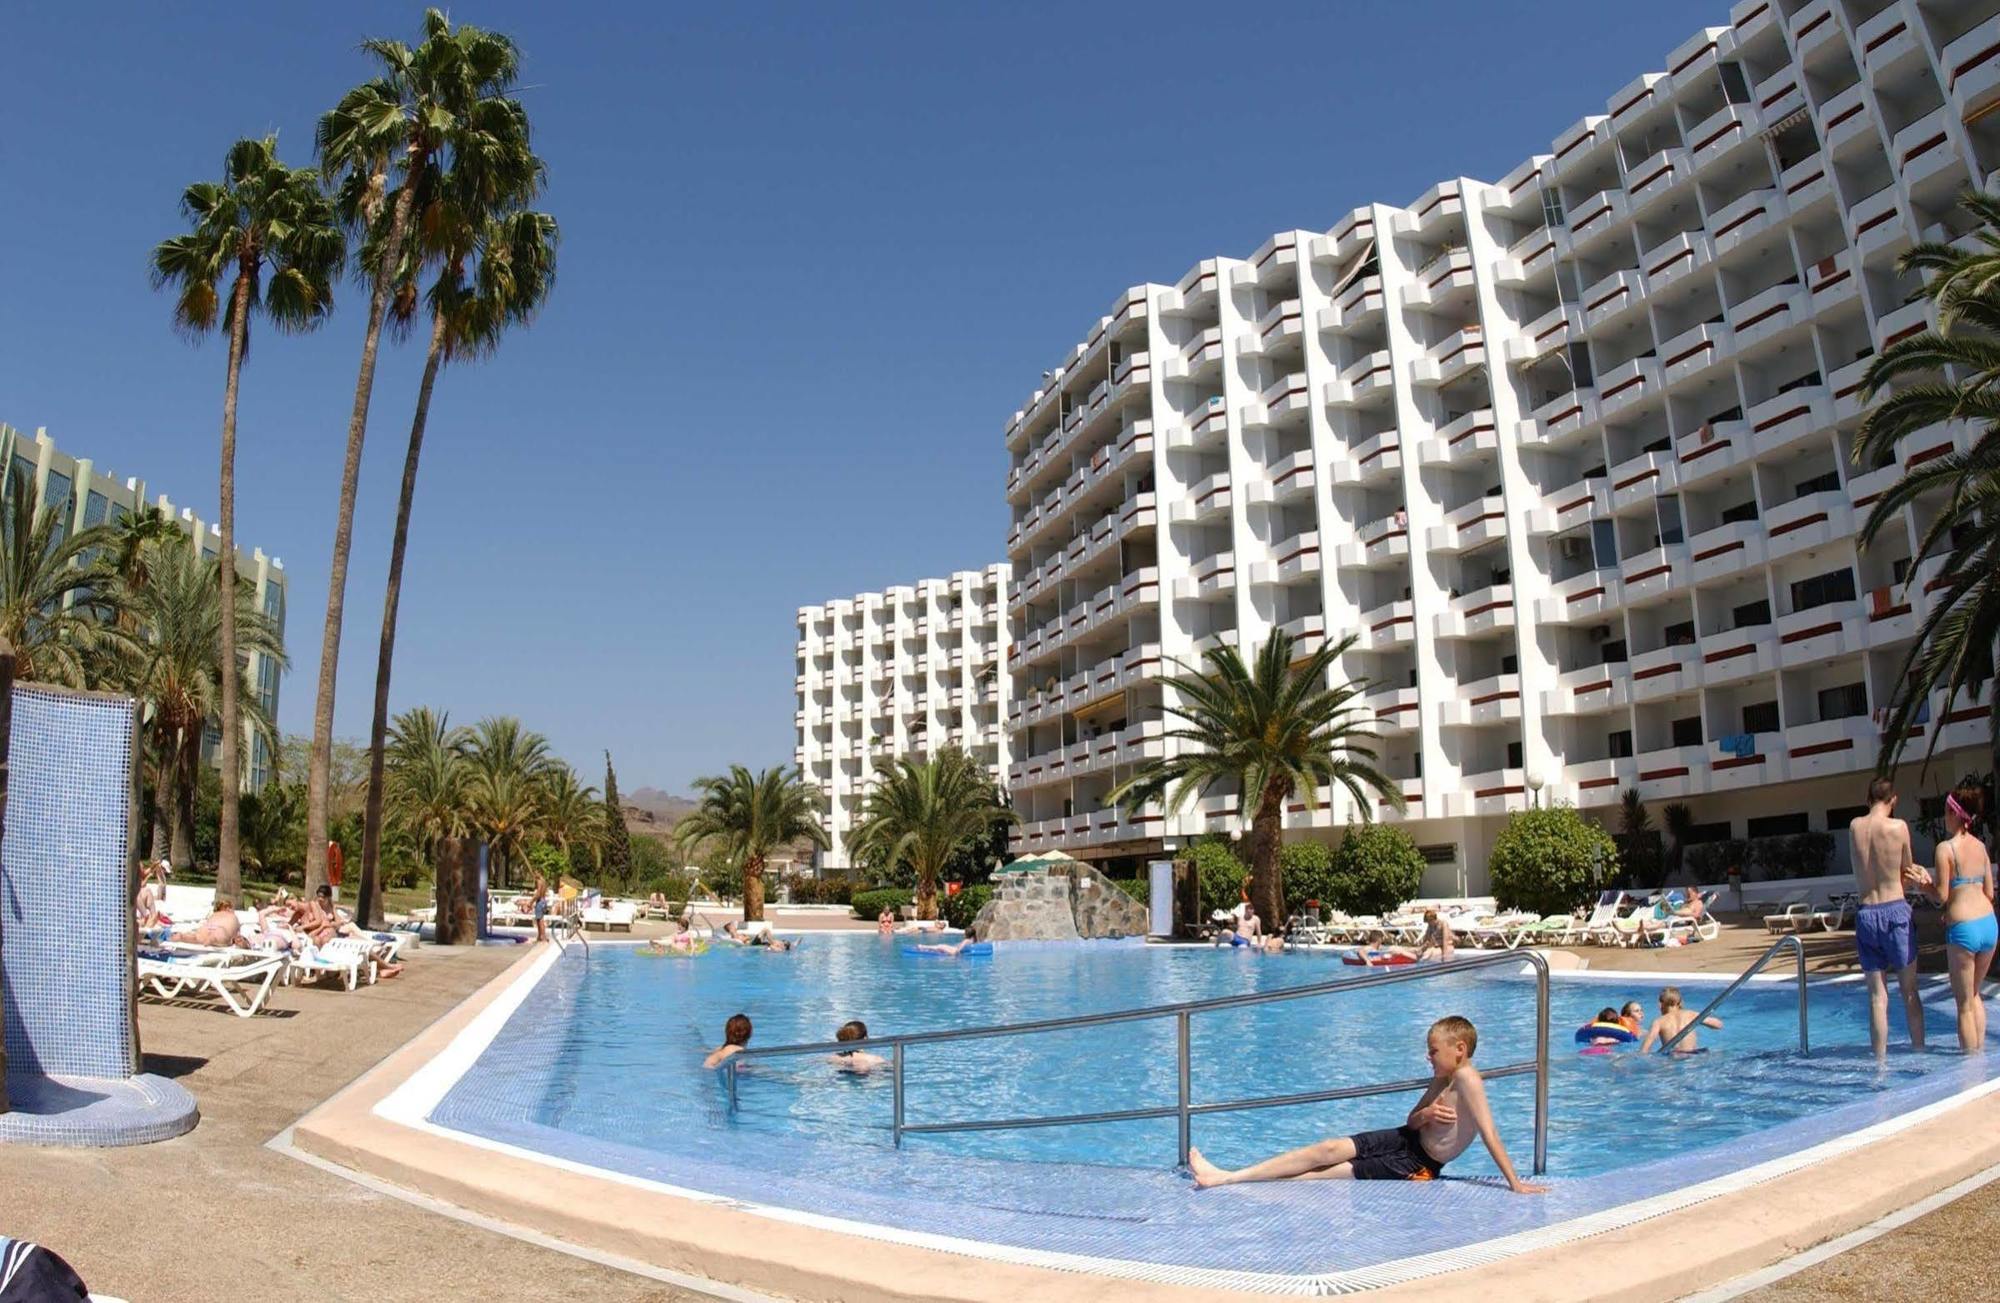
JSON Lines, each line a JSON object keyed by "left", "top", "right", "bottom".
{"left": 2, "top": 0, "right": 1718, "bottom": 795}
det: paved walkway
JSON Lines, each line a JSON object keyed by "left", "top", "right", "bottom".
{"left": 0, "top": 942, "right": 701, "bottom": 1303}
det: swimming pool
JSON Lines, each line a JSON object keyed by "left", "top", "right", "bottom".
{"left": 405, "top": 935, "right": 2000, "bottom": 1290}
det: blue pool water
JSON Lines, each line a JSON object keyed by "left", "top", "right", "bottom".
{"left": 445, "top": 934, "right": 1988, "bottom": 1181}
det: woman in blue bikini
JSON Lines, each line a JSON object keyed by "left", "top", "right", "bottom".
{"left": 1926, "top": 784, "right": 1995, "bottom": 1052}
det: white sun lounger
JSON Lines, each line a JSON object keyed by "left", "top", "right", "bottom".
{"left": 288, "top": 938, "right": 376, "bottom": 991}
{"left": 1763, "top": 897, "right": 1813, "bottom": 934}
{"left": 137, "top": 948, "right": 283, "bottom": 1018}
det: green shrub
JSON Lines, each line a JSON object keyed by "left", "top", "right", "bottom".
{"left": 1280, "top": 840, "right": 1337, "bottom": 918}
{"left": 1323, "top": 824, "right": 1425, "bottom": 916}
{"left": 789, "top": 874, "right": 858, "bottom": 905}
{"left": 1488, "top": 807, "right": 1618, "bottom": 916}
{"left": 941, "top": 884, "right": 993, "bottom": 930}
{"left": 1188, "top": 839, "right": 1249, "bottom": 915}
{"left": 1110, "top": 878, "right": 1149, "bottom": 903}
{"left": 851, "top": 888, "right": 914, "bottom": 921}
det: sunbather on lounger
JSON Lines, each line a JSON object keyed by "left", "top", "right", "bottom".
{"left": 135, "top": 859, "right": 170, "bottom": 930}
{"left": 170, "top": 899, "right": 241, "bottom": 948}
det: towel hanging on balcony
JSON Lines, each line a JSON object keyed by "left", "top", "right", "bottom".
{"left": 1719, "top": 732, "right": 1756, "bottom": 758}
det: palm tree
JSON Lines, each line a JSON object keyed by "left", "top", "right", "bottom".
{"left": 0, "top": 471, "right": 127, "bottom": 687}
{"left": 674, "top": 766, "right": 828, "bottom": 923}
{"left": 1617, "top": 789, "right": 1656, "bottom": 887}
{"left": 151, "top": 135, "right": 341, "bottom": 895}
{"left": 304, "top": 8, "right": 526, "bottom": 895}
{"left": 851, "top": 748, "right": 1014, "bottom": 920}
{"left": 1108, "top": 631, "right": 1397, "bottom": 930}
{"left": 1855, "top": 188, "right": 2000, "bottom": 783}
{"left": 385, "top": 707, "right": 472, "bottom": 869}
{"left": 537, "top": 764, "right": 604, "bottom": 870}
{"left": 1661, "top": 802, "right": 1694, "bottom": 887}
{"left": 465, "top": 716, "right": 553, "bottom": 886}
{"left": 90, "top": 504, "right": 183, "bottom": 617}
{"left": 357, "top": 194, "right": 556, "bottom": 927}
{"left": 121, "top": 542, "right": 286, "bottom": 885}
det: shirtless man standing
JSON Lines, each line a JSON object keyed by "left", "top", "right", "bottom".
{"left": 1850, "top": 777, "right": 1928, "bottom": 1058}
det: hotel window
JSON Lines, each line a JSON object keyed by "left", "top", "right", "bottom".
{"left": 1791, "top": 567, "right": 1856, "bottom": 612}
{"left": 1671, "top": 716, "right": 1703, "bottom": 747}
{"left": 1817, "top": 682, "right": 1867, "bottom": 720}
{"left": 1742, "top": 701, "right": 1779, "bottom": 733}
{"left": 1747, "top": 813, "right": 1810, "bottom": 839}
{"left": 1608, "top": 729, "right": 1634, "bottom": 759}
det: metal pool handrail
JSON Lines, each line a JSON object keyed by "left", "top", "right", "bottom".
{"left": 1658, "top": 933, "right": 1809, "bottom": 1056}
{"left": 724, "top": 947, "right": 1552, "bottom": 1175}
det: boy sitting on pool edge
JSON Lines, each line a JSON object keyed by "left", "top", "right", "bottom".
{"left": 1188, "top": 1015, "right": 1545, "bottom": 1194}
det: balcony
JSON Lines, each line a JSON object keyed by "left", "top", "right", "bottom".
{"left": 1542, "top": 662, "right": 1632, "bottom": 717}
{"left": 1362, "top": 598, "right": 1416, "bottom": 649}
{"left": 1568, "top": 186, "right": 1630, "bottom": 251}
{"left": 1313, "top": 210, "right": 1376, "bottom": 265}
{"left": 1728, "top": 279, "right": 1810, "bottom": 349}
{"left": 1634, "top": 744, "right": 1708, "bottom": 800}
{"left": 1687, "top": 518, "right": 1766, "bottom": 582}
{"left": 1334, "top": 516, "right": 1410, "bottom": 570}
{"left": 1628, "top": 146, "right": 1690, "bottom": 212}
{"left": 1364, "top": 685, "right": 1420, "bottom": 734}
{"left": 1640, "top": 229, "right": 1714, "bottom": 294}
{"left": 1631, "top": 640, "right": 1701, "bottom": 701}
{"left": 1328, "top": 429, "right": 1402, "bottom": 485}
{"left": 1166, "top": 395, "right": 1230, "bottom": 451}
{"left": 1847, "top": 185, "right": 1905, "bottom": 259}
{"left": 1944, "top": 14, "right": 2000, "bottom": 125}
{"left": 1592, "top": 353, "right": 1656, "bottom": 415}
{"left": 1894, "top": 107, "right": 1957, "bottom": 194}
{"left": 1609, "top": 448, "right": 1677, "bottom": 510}
{"left": 1248, "top": 297, "right": 1304, "bottom": 356}
{"left": 1806, "top": 252, "right": 1858, "bottom": 322}
{"left": 1935, "top": 684, "right": 1994, "bottom": 754}
{"left": 1434, "top": 583, "right": 1514, "bottom": 639}
{"left": 1411, "top": 325, "right": 1485, "bottom": 386}
{"left": 1528, "top": 388, "right": 1601, "bottom": 445}
{"left": 1776, "top": 597, "right": 1868, "bottom": 665}
{"left": 1709, "top": 187, "right": 1782, "bottom": 256}
{"left": 1501, "top": 222, "right": 1561, "bottom": 283}
{"left": 1785, "top": 715, "right": 1879, "bottom": 780}
{"left": 1174, "top": 550, "right": 1236, "bottom": 600}
{"left": 1829, "top": 355, "right": 1873, "bottom": 423}
{"left": 1318, "top": 275, "right": 1385, "bottom": 334}
{"left": 1566, "top": 756, "right": 1638, "bottom": 807}
{"left": 1242, "top": 232, "right": 1299, "bottom": 288}
{"left": 1765, "top": 488, "right": 1853, "bottom": 559}
{"left": 1511, "top": 302, "right": 1583, "bottom": 367}
{"left": 1660, "top": 320, "right": 1734, "bottom": 385}
{"left": 1818, "top": 82, "right": 1873, "bottom": 160}
{"left": 1675, "top": 417, "right": 1749, "bottom": 487}
{"left": 1536, "top": 568, "right": 1623, "bottom": 625}
{"left": 1581, "top": 267, "right": 1646, "bottom": 330}
{"left": 1324, "top": 350, "right": 1395, "bottom": 406}
{"left": 1249, "top": 448, "right": 1316, "bottom": 505}
{"left": 1437, "top": 672, "right": 1521, "bottom": 727}
{"left": 1441, "top": 767, "right": 1526, "bottom": 819}
{"left": 1857, "top": 4, "right": 1920, "bottom": 85}
{"left": 1846, "top": 462, "right": 1899, "bottom": 515}
{"left": 1166, "top": 326, "right": 1224, "bottom": 382}
{"left": 1417, "top": 408, "right": 1497, "bottom": 468}
{"left": 1747, "top": 384, "right": 1833, "bottom": 458}
{"left": 1408, "top": 181, "right": 1464, "bottom": 234}
{"left": 1168, "top": 470, "right": 1233, "bottom": 524}
{"left": 1425, "top": 494, "right": 1507, "bottom": 554}
{"left": 1620, "top": 541, "right": 1688, "bottom": 605}
{"left": 1689, "top": 101, "right": 1752, "bottom": 175}
{"left": 1707, "top": 734, "right": 1780, "bottom": 792}
{"left": 1277, "top": 612, "right": 1326, "bottom": 658}
{"left": 1789, "top": 0, "right": 1839, "bottom": 59}
{"left": 1404, "top": 246, "right": 1476, "bottom": 310}
{"left": 1527, "top": 474, "right": 1608, "bottom": 536}
{"left": 1699, "top": 622, "right": 1778, "bottom": 685}
{"left": 1251, "top": 531, "right": 1321, "bottom": 586}
{"left": 1244, "top": 371, "right": 1311, "bottom": 431}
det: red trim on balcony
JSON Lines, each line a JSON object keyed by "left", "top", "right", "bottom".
{"left": 1862, "top": 22, "right": 1907, "bottom": 56}
{"left": 1556, "top": 491, "right": 1596, "bottom": 514}
{"left": 1469, "top": 689, "right": 1519, "bottom": 707}
{"left": 1680, "top": 436, "right": 1735, "bottom": 464}
{"left": 1868, "top": 601, "right": 1910, "bottom": 620}
{"left": 1780, "top": 619, "right": 1843, "bottom": 644}
{"left": 1542, "top": 401, "right": 1585, "bottom": 426}
{"left": 1254, "top": 238, "right": 1296, "bottom": 270}
{"left": 1670, "top": 39, "right": 1718, "bottom": 76}
{"left": 1415, "top": 189, "right": 1456, "bottom": 220}
{"left": 1648, "top": 248, "right": 1697, "bottom": 281}
{"left": 1555, "top": 129, "right": 1596, "bottom": 162}
{"left": 1791, "top": 738, "right": 1856, "bottom": 758}
{"left": 1855, "top": 205, "right": 1898, "bottom": 236}
{"left": 1640, "top": 766, "right": 1690, "bottom": 781}
{"left": 1463, "top": 598, "right": 1510, "bottom": 619}
{"left": 1754, "top": 404, "right": 1812, "bottom": 434}
{"left": 1770, "top": 510, "right": 1829, "bottom": 538}
{"left": 1574, "top": 678, "right": 1614, "bottom": 695}
{"left": 1795, "top": 10, "right": 1831, "bottom": 40}
{"left": 1906, "top": 441, "right": 1953, "bottom": 469}
{"left": 1824, "top": 101, "right": 1864, "bottom": 132}
{"left": 1757, "top": 81, "right": 1798, "bottom": 112}
{"left": 1951, "top": 41, "right": 2000, "bottom": 88}
{"left": 1944, "top": 706, "right": 1987, "bottom": 725}
{"left": 1713, "top": 204, "right": 1770, "bottom": 240}
{"left": 1579, "top": 776, "right": 1622, "bottom": 790}
{"left": 1371, "top": 613, "right": 1414, "bottom": 633}
{"left": 1738, "top": 2, "right": 1770, "bottom": 24}
{"left": 1631, "top": 159, "right": 1677, "bottom": 194}
{"left": 1665, "top": 338, "right": 1715, "bottom": 369}
{"left": 1331, "top": 216, "right": 1373, "bottom": 245}
{"left": 1633, "top": 659, "right": 1683, "bottom": 680}
{"left": 1736, "top": 297, "right": 1795, "bottom": 331}
{"left": 1571, "top": 200, "right": 1614, "bottom": 230}
{"left": 1474, "top": 784, "right": 1525, "bottom": 800}
{"left": 1786, "top": 166, "right": 1828, "bottom": 197}
{"left": 1705, "top": 641, "right": 1759, "bottom": 663}
{"left": 1260, "top": 309, "right": 1302, "bottom": 339}
{"left": 1627, "top": 563, "right": 1672, "bottom": 584}
{"left": 1566, "top": 585, "right": 1608, "bottom": 605}
{"left": 1884, "top": 321, "right": 1928, "bottom": 348}
{"left": 1587, "top": 284, "right": 1630, "bottom": 314}
{"left": 1712, "top": 753, "right": 1766, "bottom": 770}
{"left": 1614, "top": 464, "right": 1660, "bottom": 492}
{"left": 1612, "top": 86, "right": 1654, "bottom": 119}
{"left": 1693, "top": 539, "right": 1746, "bottom": 563}
{"left": 1274, "top": 543, "right": 1320, "bottom": 567}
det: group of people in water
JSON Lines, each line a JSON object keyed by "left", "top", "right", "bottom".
{"left": 1575, "top": 988, "right": 1722, "bottom": 1054}
{"left": 703, "top": 1013, "right": 883, "bottom": 1073}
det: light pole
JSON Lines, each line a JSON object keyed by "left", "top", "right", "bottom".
{"left": 1525, "top": 770, "right": 1545, "bottom": 810}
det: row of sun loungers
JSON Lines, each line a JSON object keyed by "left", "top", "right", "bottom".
{"left": 1289, "top": 890, "right": 1726, "bottom": 951}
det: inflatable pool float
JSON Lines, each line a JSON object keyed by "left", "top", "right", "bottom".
{"left": 1574, "top": 1021, "right": 1638, "bottom": 1046}
{"left": 638, "top": 942, "right": 708, "bottom": 957}
{"left": 901, "top": 942, "right": 993, "bottom": 958}
{"left": 1342, "top": 950, "right": 1415, "bottom": 967}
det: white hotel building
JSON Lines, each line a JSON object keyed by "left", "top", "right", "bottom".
{"left": 2, "top": 422, "right": 290, "bottom": 791}
{"left": 796, "top": 565, "right": 1011, "bottom": 870}
{"left": 1002, "top": 0, "right": 2000, "bottom": 895}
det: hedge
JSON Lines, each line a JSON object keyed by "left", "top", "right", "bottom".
{"left": 1322, "top": 825, "right": 1425, "bottom": 916}
{"left": 942, "top": 884, "right": 993, "bottom": 930}
{"left": 1189, "top": 840, "right": 1249, "bottom": 916}
{"left": 1280, "top": 841, "right": 1335, "bottom": 918}
{"left": 1685, "top": 831, "right": 1835, "bottom": 882}
{"left": 851, "top": 888, "right": 914, "bottom": 921}
{"left": 1488, "top": 807, "right": 1618, "bottom": 916}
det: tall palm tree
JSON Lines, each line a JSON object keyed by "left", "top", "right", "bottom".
{"left": 121, "top": 542, "right": 286, "bottom": 885}
{"left": 464, "top": 715, "right": 553, "bottom": 886}
{"left": 151, "top": 135, "right": 340, "bottom": 894}
{"left": 674, "top": 766, "right": 828, "bottom": 923}
{"left": 537, "top": 764, "right": 604, "bottom": 869}
{"left": 1661, "top": 802, "right": 1694, "bottom": 887}
{"left": 305, "top": 8, "right": 526, "bottom": 895}
{"left": 850, "top": 748, "right": 1014, "bottom": 920}
{"left": 0, "top": 471, "right": 127, "bottom": 687}
{"left": 1108, "top": 631, "right": 1397, "bottom": 930}
{"left": 357, "top": 195, "right": 556, "bottom": 927}
{"left": 1855, "top": 187, "right": 2000, "bottom": 783}
{"left": 385, "top": 707, "right": 472, "bottom": 871}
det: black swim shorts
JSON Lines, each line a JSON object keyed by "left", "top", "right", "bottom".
{"left": 1346, "top": 1126, "right": 1444, "bottom": 1181}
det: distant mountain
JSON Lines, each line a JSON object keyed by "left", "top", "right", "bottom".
{"left": 622, "top": 786, "right": 697, "bottom": 828}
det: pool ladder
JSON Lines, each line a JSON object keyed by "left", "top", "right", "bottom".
{"left": 1657, "top": 933, "right": 1810, "bottom": 1056}
{"left": 724, "top": 947, "right": 1553, "bottom": 1176}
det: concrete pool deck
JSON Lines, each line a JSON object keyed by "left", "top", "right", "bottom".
{"left": 284, "top": 925, "right": 2000, "bottom": 1302}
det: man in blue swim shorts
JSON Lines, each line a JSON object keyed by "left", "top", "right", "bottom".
{"left": 1849, "top": 778, "right": 1927, "bottom": 1057}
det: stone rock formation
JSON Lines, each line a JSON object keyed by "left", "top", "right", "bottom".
{"left": 970, "top": 860, "right": 1148, "bottom": 942}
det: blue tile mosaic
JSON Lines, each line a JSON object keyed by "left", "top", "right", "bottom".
{"left": 429, "top": 947, "right": 2000, "bottom": 1286}
{"left": 0, "top": 1071, "right": 196, "bottom": 1147}
{"left": 2, "top": 684, "right": 139, "bottom": 1082}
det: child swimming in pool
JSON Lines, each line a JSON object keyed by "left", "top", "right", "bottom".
{"left": 704, "top": 1013, "right": 752, "bottom": 1070}
{"left": 1639, "top": 986, "right": 1722, "bottom": 1054}
{"left": 833, "top": 1019, "right": 886, "bottom": 1074}
{"left": 1188, "top": 1015, "right": 1545, "bottom": 1194}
